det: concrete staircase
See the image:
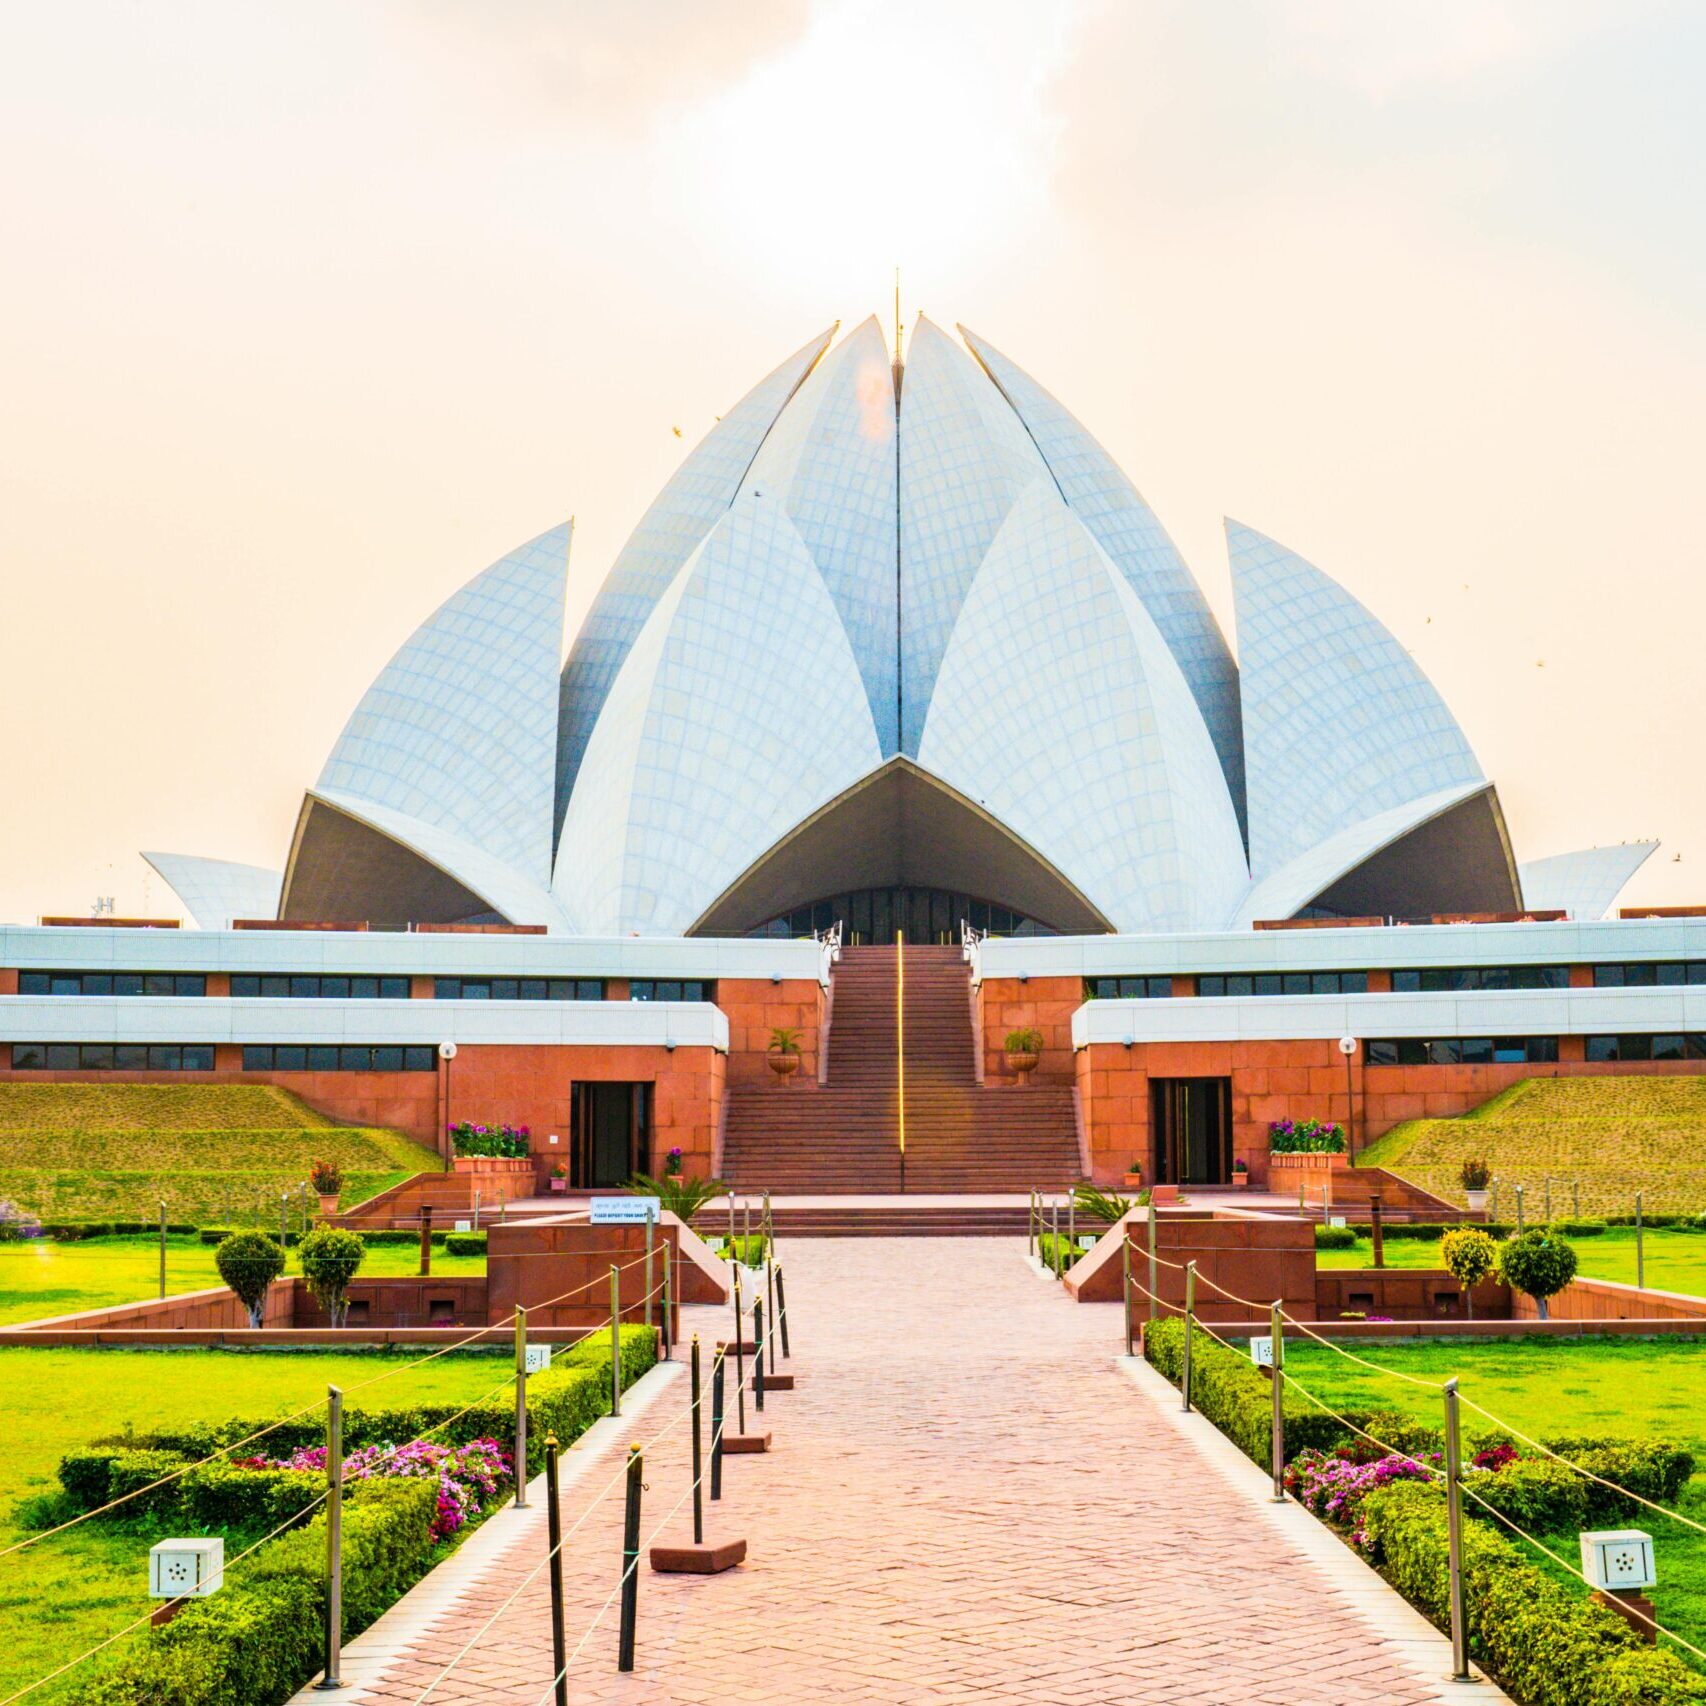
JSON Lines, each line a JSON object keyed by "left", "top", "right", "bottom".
{"left": 721, "top": 944, "right": 1080, "bottom": 1193}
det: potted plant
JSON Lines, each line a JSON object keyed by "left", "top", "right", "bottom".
{"left": 1122, "top": 1159, "right": 1144, "bottom": 1190}
{"left": 308, "top": 1158, "right": 342, "bottom": 1218}
{"left": 1460, "top": 1157, "right": 1492, "bottom": 1213}
{"left": 1229, "top": 1158, "right": 1249, "bottom": 1191}
{"left": 548, "top": 1162, "right": 568, "bottom": 1194}
{"left": 1004, "top": 1026, "right": 1044, "bottom": 1085}
{"left": 664, "top": 1145, "right": 684, "bottom": 1177}
{"left": 766, "top": 1026, "right": 802, "bottom": 1083}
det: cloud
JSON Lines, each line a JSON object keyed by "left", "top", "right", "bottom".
{"left": 389, "top": 0, "right": 812, "bottom": 127}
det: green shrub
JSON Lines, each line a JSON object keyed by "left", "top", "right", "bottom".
{"left": 1555, "top": 1219, "right": 1609, "bottom": 1237}
{"left": 69, "top": 1480, "right": 437, "bottom": 1706}
{"left": 1362, "top": 1481, "right": 1706, "bottom": 1705}
{"left": 1499, "top": 1228, "right": 1579, "bottom": 1320}
{"left": 1143, "top": 1317, "right": 1356, "bottom": 1466}
{"left": 179, "top": 1463, "right": 323, "bottom": 1533}
{"left": 297, "top": 1226, "right": 365, "bottom": 1326}
{"left": 624, "top": 1172, "right": 726, "bottom": 1227}
{"left": 198, "top": 1225, "right": 237, "bottom": 1246}
{"left": 715, "top": 1234, "right": 767, "bottom": 1265}
{"left": 1035, "top": 1232, "right": 1083, "bottom": 1273}
{"left": 214, "top": 1231, "right": 287, "bottom": 1328}
{"left": 1467, "top": 1456, "right": 1589, "bottom": 1534}
{"left": 1314, "top": 1224, "right": 1357, "bottom": 1250}
{"left": 1542, "top": 1436, "right": 1696, "bottom": 1525}
{"left": 1071, "top": 1183, "right": 1133, "bottom": 1224}
{"left": 443, "top": 1231, "right": 487, "bottom": 1257}
{"left": 58, "top": 1447, "right": 191, "bottom": 1516}
{"left": 1441, "top": 1227, "right": 1499, "bottom": 1315}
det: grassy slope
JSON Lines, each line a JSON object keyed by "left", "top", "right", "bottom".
{"left": 1315, "top": 1226, "right": 1706, "bottom": 1296}
{"left": 1286, "top": 1337, "right": 1706, "bottom": 1670}
{"left": 0, "top": 1083, "right": 437, "bottom": 1223}
{"left": 1359, "top": 1076, "right": 1706, "bottom": 1215}
{"left": 0, "top": 1345, "right": 513, "bottom": 1704}
{"left": 0, "top": 1235, "right": 485, "bottom": 1325}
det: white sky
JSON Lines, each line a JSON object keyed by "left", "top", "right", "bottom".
{"left": 0, "top": 0, "right": 1700, "bottom": 922}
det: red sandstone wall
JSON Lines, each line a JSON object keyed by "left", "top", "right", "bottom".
{"left": 718, "top": 979, "right": 824, "bottom": 1087}
{"left": 976, "top": 975, "right": 1080, "bottom": 1085}
{"left": 1511, "top": 1275, "right": 1706, "bottom": 1322}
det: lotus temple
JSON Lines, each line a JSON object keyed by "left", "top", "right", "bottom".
{"left": 4, "top": 314, "right": 1701, "bottom": 1195}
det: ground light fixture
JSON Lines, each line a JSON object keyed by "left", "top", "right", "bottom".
{"left": 1580, "top": 1531, "right": 1656, "bottom": 1592}
{"left": 150, "top": 1537, "right": 223, "bottom": 1600}
{"left": 1337, "top": 1034, "right": 1358, "bottom": 1158}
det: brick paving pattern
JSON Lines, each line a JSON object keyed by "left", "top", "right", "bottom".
{"left": 356, "top": 1239, "right": 1451, "bottom": 1704}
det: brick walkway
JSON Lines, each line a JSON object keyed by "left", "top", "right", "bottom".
{"left": 348, "top": 1239, "right": 1459, "bottom": 1705}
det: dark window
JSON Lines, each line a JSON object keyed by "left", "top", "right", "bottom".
{"left": 114, "top": 1044, "right": 148, "bottom": 1069}
{"left": 114, "top": 974, "right": 143, "bottom": 997}
{"left": 16, "top": 970, "right": 206, "bottom": 997}
{"left": 1195, "top": 970, "right": 1363, "bottom": 998}
{"left": 308, "top": 1045, "right": 339, "bottom": 1071}
{"left": 182, "top": 1046, "right": 214, "bottom": 1070}
{"left": 404, "top": 1046, "right": 435, "bottom": 1071}
{"left": 1368, "top": 1036, "right": 1557, "bottom": 1066}
{"left": 629, "top": 980, "right": 712, "bottom": 1002}
{"left": 276, "top": 1045, "right": 307, "bottom": 1071}
{"left": 1084, "top": 976, "right": 1173, "bottom": 1000}
{"left": 1594, "top": 962, "right": 1706, "bottom": 988}
{"left": 18, "top": 972, "right": 48, "bottom": 996}
{"left": 372, "top": 1046, "right": 403, "bottom": 1072}
{"left": 46, "top": 1043, "right": 79, "bottom": 1069}
{"left": 519, "top": 978, "right": 547, "bottom": 1001}
{"left": 143, "top": 974, "right": 177, "bottom": 997}
{"left": 82, "top": 1044, "right": 115, "bottom": 1069}
{"left": 82, "top": 975, "right": 113, "bottom": 997}
{"left": 243, "top": 1045, "right": 269, "bottom": 1071}
{"left": 7, "top": 1041, "right": 216, "bottom": 1071}
{"left": 239, "top": 1043, "right": 432, "bottom": 1073}
{"left": 1393, "top": 965, "right": 1568, "bottom": 993}
{"left": 9, "top": 1043, "right": 46, "bottom": 1068}
{"left": 320, "top": 977, "right": 350, "bottom": 1000}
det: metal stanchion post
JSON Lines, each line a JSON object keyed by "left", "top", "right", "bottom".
{"left": 545, "top": 1434, "right": 567, "bottom": 1706}
{"left": 743, "top": 1195, "right": 751, "bottom": 1246}
{"left": 316, "top": 1385, "right": 344, "bottom": 1690}
{"left": 644, "top": 1207, "right": 655, "bottom": 1336}
{"left": 1121, "top": 1231, "right": 1133, "bottom": 1357}
{"left": 1573, "top": 1178, "right": 1580, "bottom": 1219}
{"left": 1269, "top": 1302, "right": 1286, "bottom": 1502}
{"left": 1443, "top": 1378, "right": 1470, "bottom": 1681}
{"left": 158, "top": 1201, "right": 167, "bottom": 1300}
{"left": 419, "top": 1204, "right": 432, "bottom": 1277}
{"left": 776, "top": 1263, "right": 791, "bottom": 1358}
{"left": 661, "top": 1250, "right": 673, "bottom": 1362}
{"left": 1028, "top": 1189, "right": 1037, "bottom": 1256}
{"left": 710, "top": 1348, "right": 726, "bottom": 1502}
{"left": 763, "top": 1190, "right": 772, "bottom": 1255}
{"left": 618, "top": 1445, "right": 642, "bottom": 1673}
{"left": 1544, "top": 1176, "right": 1551, "bottom": 1224}
{"left": 1049, "top": 1202, "right": 1060, "bottom": 1277}
{"left": 1515, "top": 1184, "right": 1525, "bottom": 1236}
{"left": 753, "top": 1299, "right": 766, "bottom": 1414}
{"left": 734, "top": 1270, "right": 747, "bottom": 1433}
{"left": 1147, "top": 1202, "right": 1159, "bottom": 1325}
{"left": 473, "top": 1189, "right": 481, "bottom": 1233}
{"left": 513, "top": 1305, "right": 529, "bottom": 1508}
{"left": 690, "top": 1338, "right": 704, "bottom": 1545}
{"left": 1068, "top": 1190, "right": 1076, "bottom": 1252}
{"left": 609, "top": 1265, "right": 622, "bottom": 1419}
{"left": 727, "top": 1193, "right": 736, "bottom": 1250}
{"left": 281, "top": 1193, "right": 289, "bottom": 1247}
{"left": 1637, "top": 1192, "right": 1645, "bottom": 1291}
{"left": 1490, "top": 1177, "right": 1499, "bottom": 1222}
{"left": 1182, "top": 1262, "right": 1196, "bottom": 1413}
{"left": 1369, "top": 1192, "right": 1386, "bottom": 1269}
{"left": 766, "top": 1259, "right": 778, "bottom": 1374}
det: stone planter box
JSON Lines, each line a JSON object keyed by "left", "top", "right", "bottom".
{"left": 452, "top": 1156, "right": 534, "bottom": 1176}
{"left": 1268, "top": 1151, "right": 1348, "bottom": 1170}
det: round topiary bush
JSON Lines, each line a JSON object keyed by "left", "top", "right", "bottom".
{"left": 1440, "top": 1227, "right": 1499, "bottom": 1318}
{"left": 215, "top": 1230, "right": 287, "bottom": 1329}
{"left": 297, "top": 1226, "right": 366, "bottom": 1327}
{"left": 1497, "top": 1228, "right": 1578, "bottom": 1321}
{"left": 1314, "top": 1224, "right": 1357, "bottom": 1250}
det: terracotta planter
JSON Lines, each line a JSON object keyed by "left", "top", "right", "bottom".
{"left": 1227, "top": 1174, "right": 1249, "bottom": 1191}
{"left": 767, "top": 1048, "right": 801, "bottom": 1082}
{"left": 548, "top": 1176, "right": 568, "bottom": 1193}
{"left": 1005, "top": 1049, "right": 1040, "bottom": 1084}
{"left": 452, "top": 1155, "right": 534, "bottom": 1176}
{"left": 1268, "top": 1151, "right": 1349, "bottom": 1170}
{"left": 1122, "top": 1172, "right": 1145, "bottom": 1190}
{"left": 316, "top": 1193, "right": 340, "bottom": 1218}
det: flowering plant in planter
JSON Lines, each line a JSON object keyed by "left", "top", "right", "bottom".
{"left": 664, "top": 1146, "right": 684, "bottom": 1177}
{"left": 449, "top": 1121, "right": 530, "bottom": 1159}
{"left": 308, "top": 1158, "right": 343, "bottom": 1196}
{"left": 1268, "top": 1118, "right": 1346, "bottom": 1154}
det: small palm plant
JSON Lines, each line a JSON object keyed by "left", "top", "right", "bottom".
{"left": 1072, "top": 1182, "right": 1134, "bottom": 1225}
{"left": 767, "top": 1025, "right": 803, "bottom": 1082}
{"left": 627, "top": 1172, "right": 729, "bottom": 1227}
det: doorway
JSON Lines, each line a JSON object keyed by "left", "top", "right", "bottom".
{"left": 570, "top": 1081, "right": 650, "bottom": 1188}
{"left": 1149, "top": 1077, "right": 1232, "bottom": 1186}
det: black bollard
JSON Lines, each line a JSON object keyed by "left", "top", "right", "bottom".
{"left": 734, "top": 1275, "right": 747, "bottom": 1435}
{"left": 690, "top": 1337, "right": 703, "bottom": 1544}
{"left": 752, "top": 1298, "right": 765, "bottom": 1415}
{"left": 545, "top": 1434, "right": 567, "bottom": 1706}
{"left": 766, "top": 1261, "right": 778, "bottom": 1374}
{"left": 618, "top": 1445, "right": 642, "bottom": 1673}
{"left": 710, "top": 1348, "right": 725, "bottom": 1502}
{"left": 775, "top": 1263, "right": 791, "bottom": 1359}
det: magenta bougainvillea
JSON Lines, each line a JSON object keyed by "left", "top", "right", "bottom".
{"left": 240, "top": 1436, "right": 511, "bottom": 1540}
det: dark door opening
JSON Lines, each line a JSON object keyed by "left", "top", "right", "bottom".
{"left": 1149, "top": 1077, "right": 1232, "bottom": 1186}
{"left": 570, "top": 1081, "right": 650, "bottom": 1188}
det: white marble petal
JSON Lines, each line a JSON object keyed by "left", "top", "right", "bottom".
{"left": 960, "top": 325, "right": 1245, "bottom": 821}
{"left": 318, "top": 522, "right": 569, "bottom": 888}
{"left": 1230, "top": 520, "right": 1484, "bottom": 883}
{"left": 919, "top": 483, "right": 1248, "bottom": 933}
{"left": 1520, "top": 844, "right": 1660, "bottom": 921}
{"left": 554, "top": 495, "right": 884, "bottom": 935}
{"left": 897, "top": 315, "right": 1049, "bottom": 755}
{"left": 141, "top": 853, "right": 282, "bottom": 930}
{"left": 555, "top": 326, "right": 836, "bottom": 815}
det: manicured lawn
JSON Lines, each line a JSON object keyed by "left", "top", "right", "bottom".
{"left": 1286, "top": 1336, "right": 1706, "bottom": 1669}
{"left": 1316, "top": 1227, "right": 1706, "bottom": 1298}
{"left": 0, "top": 1235, "right": 484, "bottom": 1326}
{"left": 0, "top": 1345, "right": 513, "bottom": 1703}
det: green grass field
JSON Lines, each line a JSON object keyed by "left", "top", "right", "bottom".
{"left": 0, "top": 1344, "right": 514, "bottom": 1703}
{"left": 1360, "top": 1075, "right": 1706, "bottom": 1216}
{"left": 1285, "top": 1336, "right": 1706, "bottom": 1670}
{"left": 1315, "top": 1226, "right": 1706, "bottom": 1297}
{"left": 0, "top": 1082, "right": 438, "bottom": 1225}
{"left": 0, "top": 1235, "right": 484, "bottom": 1326}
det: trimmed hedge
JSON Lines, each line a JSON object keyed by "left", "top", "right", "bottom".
{"left": 180, "top": 1463, "right": 322, "bottom": 1532}
{"left": 1363, "top": 1482, "right": 1706, "bottom": 1705}
{"left": 1315, "top": 1224, "right": 1357, "bottom": 1250}
{"left": 69, "top": 1479, "right": 437, "bottom": 1706}
{"left": 1035, "top": 1233, "right": 1083, "bottom": 1273}
{"left": 443, "top": 1232, "right": 487, "bottom": 1257}
{"left": 715, "top": 1234, "right": 769, "bottom": 1266}
{"left": 1542, "top": 1436, "right": 1696, "bottom": 1525}
{"left": 1143, "top": 1317, "right": 1355, "bottom": 1466}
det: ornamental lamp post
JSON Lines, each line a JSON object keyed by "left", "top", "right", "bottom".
{"left": 1337, "top": 1035, "right": 1358, "bottom": 1160}
{"left": 438, "top": 1041, "right": 458, "bottom": 1171}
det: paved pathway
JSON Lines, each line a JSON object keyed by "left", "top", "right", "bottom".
{"left": 346, "top": 1239, "right": 1466, "bottom": 1705}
